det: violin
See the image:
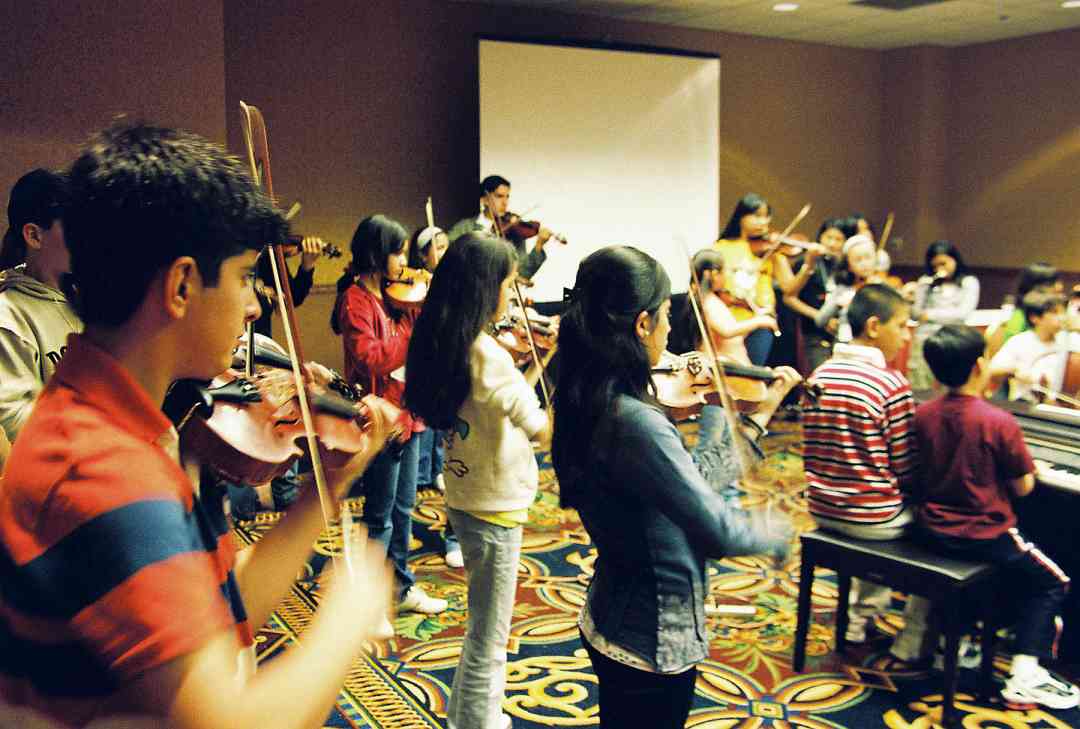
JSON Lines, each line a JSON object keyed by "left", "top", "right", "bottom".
{"left": 281, "top": 235, "right": 342, "bottom": 259}
{"left": 233, "top": 100, "right": 393, "bottom": 535}
{"left": 383, "top": 267, "right": 431, "bottom": 311}
{"left": 768, "top": 234, "right": 825, "bottom": 259}
{"left": 178, "top": 366, "right": 395, "bottom": 485}
{"left": 491, "top": 311, "right": 559, "bottom": 367}
{"left": 496, "top": 212, "right": 567, "bottom": 246}
{"left": 651, "top": 352, "right": 821, "bottom": 420}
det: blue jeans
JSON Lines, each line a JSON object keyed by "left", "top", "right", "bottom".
{"left": 360, "top": 435, "right": 420, "bottom": 600}
{"left": 744, "top": 327, "right": 774, "bottom": 366}
{"left": 416, "top": 427, "right": 446, "bottom": 485}
{"left": 446, "top": 509, "right": 522, "bottom": 729}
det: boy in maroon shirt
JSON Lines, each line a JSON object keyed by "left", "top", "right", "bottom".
{"left": 916, "top": 323, "right": 1077, "bottom": 710}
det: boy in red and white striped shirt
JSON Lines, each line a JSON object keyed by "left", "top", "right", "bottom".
{"left": 803, "top": 284, "right": 931, "bottom": 662}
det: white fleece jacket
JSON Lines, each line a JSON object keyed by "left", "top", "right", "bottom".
{"left": 443, "top": 332, "right": 547, "bottom": 513}
{"left": 0, "top": 266, "right": 82, "bottom": 440}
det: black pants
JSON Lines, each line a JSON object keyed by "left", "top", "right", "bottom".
{"left": 916, "top": 525, "right": 1070, "bottom": 660}
{"left": 582, "top": 632, "right": 698, "bottom": 728}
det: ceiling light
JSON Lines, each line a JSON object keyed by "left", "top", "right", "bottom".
{"left": 773, "top": 2, "right": 799, "bottom": 10}
{"left": 1063, "top": 0, "right": 1080, "bottom": 7}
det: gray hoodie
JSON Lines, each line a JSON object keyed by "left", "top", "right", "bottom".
{"left": 0, "top": 265, "right": 82, "bottom": 440}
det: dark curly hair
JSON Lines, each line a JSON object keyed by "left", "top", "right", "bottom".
{"left": 64, "top": 122, "right": 287, "bottom": 327}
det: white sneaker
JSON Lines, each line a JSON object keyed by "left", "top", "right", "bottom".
{"left": 1001, "top": 666, "right": 1080, "bottom": 710}
{"left": 399, "top": 584, "right": 448, "bottom": 614}
{"left": 445, "top": 546, "right": 464, "bottom": 569}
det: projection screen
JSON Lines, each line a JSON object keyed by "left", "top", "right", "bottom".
{"left": 479, "top": 38, "right": 720, "bottom": 300}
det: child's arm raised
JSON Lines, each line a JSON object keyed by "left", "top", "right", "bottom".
{"left": 703, "top": 294, "right": 776, "bottom": 339}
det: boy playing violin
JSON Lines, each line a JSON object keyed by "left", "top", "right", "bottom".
{"left": 447, "top": 175, "right": 553, "bottom": 280}
{"left": 0, "top": 123, "right": 393, "bottom": 729}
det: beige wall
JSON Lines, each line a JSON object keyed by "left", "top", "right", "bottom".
{"left": 3, "top": 1, "right": 1077, "bottom": 369}
{"left": 1, "top": 0, "right": 227, "bottom": 195}
{"left": 946, "top": 28, "right": 1080, "bottom": 272}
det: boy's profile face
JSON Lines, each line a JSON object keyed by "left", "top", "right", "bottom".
{"left": 183, "top": 249, "right": 262, "bottom": 378}
{"left": 1032, "top": 304, "right": 1064, "bottom": 339}
{"left": 871, "top": 304, "right": 911, "bottom": 362}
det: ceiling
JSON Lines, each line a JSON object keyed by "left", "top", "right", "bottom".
{"left": 458, "top": 0, "right": 1080, "bottom": 49}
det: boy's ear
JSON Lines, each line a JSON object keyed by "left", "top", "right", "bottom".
{"left": 21, "top": 223, "right": 43, "bottom": 251}
{"left": 163, "top": 257, "right": 200, "bottom": 320}
{"left": 863, "top": 314, "right": 881, "bottom": 339}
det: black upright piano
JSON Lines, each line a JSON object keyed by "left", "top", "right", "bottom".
{"left": 1002, "top": 400, "right": 1080, "bottom": 662}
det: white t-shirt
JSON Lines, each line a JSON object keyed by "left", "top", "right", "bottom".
{"left": 990, "top": 330, "right": 1067, "bottom": 401}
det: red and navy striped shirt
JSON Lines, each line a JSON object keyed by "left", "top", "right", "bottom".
{"left": 802, "top": 343, "right": 919, "bottom": 525}
{"left": 0, "top": 335, "right": 250, "bottom": 726}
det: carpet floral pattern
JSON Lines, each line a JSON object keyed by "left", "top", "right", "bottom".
{"left": 232, "top": 421, "right": 1080, "bottom": 728}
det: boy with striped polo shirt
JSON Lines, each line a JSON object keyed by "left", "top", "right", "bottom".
{"left": 0, "top": 124, "right": 393, "bottom": 728}
{"left": 802, "top": 284, "right": 932, "bottom": 663}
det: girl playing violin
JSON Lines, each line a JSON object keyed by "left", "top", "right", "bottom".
{"left": 813, "top": 234, "right": 878, "bottom": 347}
{"left": 552, "top": 246, "right": 791, "bottom": 729}
{"left": 408, "top": 225, "right": 449, "bottom": 273}
{"left": 405, "top": 233, "right": 551, "bottom": 729}
{"left": 332, "top": 214, "right": 448, "bottom": 633}
{"left": 686, "top": 249, "right": 777, "bottom": 366}
{"left": 714, "top": 194, "right": 820, "bottom": 366}
{"left": 783, "top": 218, "right": 847, "bottom": 374}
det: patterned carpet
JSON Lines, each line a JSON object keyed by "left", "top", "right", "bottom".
{"left": 232, "top": 421, "right": 1080, "bottom": 728}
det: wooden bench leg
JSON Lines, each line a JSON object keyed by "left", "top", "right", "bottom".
{"left": 835, "top": 573, "right": 852, "bottom": 655}
{"left": 793, "top": 556, "right": 815, "bottom": 671}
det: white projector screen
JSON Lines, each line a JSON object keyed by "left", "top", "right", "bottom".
{"left": 479, "top": 38, "right": 720, "bottom": 300}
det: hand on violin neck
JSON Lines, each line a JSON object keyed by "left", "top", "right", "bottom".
{"left": 302, "top": 361, "right": 336, "bottom": 388}
{"left": 758, "top": 365, "right": 802, "bottom": 416}
{"left": 299, "top": 236, "right": 327, "bottom": 271}
{"left": 323, "top": 397, "right": 398, "bottom": 500}
{"left": 536, "top": 225, "right": 553, "bottom": 246}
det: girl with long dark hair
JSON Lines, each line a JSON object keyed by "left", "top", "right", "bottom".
{"left": 552, "top": 245, "right": 790, "bottom": 728}
{"left": 333, "top": 214, "right": 448, "bottom": 637}
{"left": 714, "top": 193, "right": 818, "bottom": 366}
{"left": 405, "top": 233, "right": 550, "bottom": 729}
{"left": 907, "top": 240, "right": 980, "bottom": 389}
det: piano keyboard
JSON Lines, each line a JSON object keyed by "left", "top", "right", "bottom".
{"left": 1034, "top": 459, "right": 1080, "bottom": 495}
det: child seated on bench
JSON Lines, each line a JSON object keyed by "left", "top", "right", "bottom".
{"left": 915, "top": 323, "right": 1078, "bottom": 710}
{"left": 802, "top": 284, "right": 932, "bottom": 663}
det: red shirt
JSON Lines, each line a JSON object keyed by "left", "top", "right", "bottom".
{"left": 0, "top": 335, "right": 246, "bottom": 726}
{"left": 915, "top": 393, "right": 1034, "bottom": 539}
{"left": 336, "top": 284, "right": 421, "bottom": 435}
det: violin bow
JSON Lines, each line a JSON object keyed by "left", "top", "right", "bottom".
{"left": 679, "top": 238, "right": 754, "bottom": 479}
{"left": 239, "top": 101, "right": 340, "bottom": 549}
{"left": 758, "top": 203, "right": 812, "bottom": 261}
{"left": 488, "top": 192, "right": 554, "bottom": 413}
{"left": 878, "top": 212, "right": 895, "bottom": 252}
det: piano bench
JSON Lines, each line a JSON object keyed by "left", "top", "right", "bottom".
{"left": 792, "top": 529, "right": 1001, "bottom": 728}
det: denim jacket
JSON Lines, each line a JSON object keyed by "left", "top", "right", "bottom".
{"left": 575, "top": 396, "right": 780, "bottom": 672}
